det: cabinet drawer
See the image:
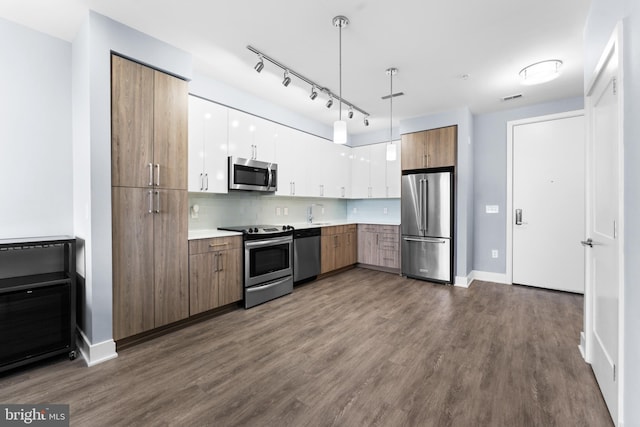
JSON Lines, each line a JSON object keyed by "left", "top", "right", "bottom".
{"left": 379, "top": 249, "right": 400, "bottom": 268}
{"left": 321, "top": 224, "right": 355, "bottom": 236}
{"left": 189, "top": 236, "right": 242, "bottom": 255}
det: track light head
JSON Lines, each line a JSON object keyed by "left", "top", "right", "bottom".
{"left": 326, "top": 97, "right": 333, "bottom": 109}
{"left": 310, "top": 86, "right": 318, "bottom": 100}
{"left": 364, "top": 116, "right": 370, "bottom": 126}
{"left": 348, "top": 107, "right": 354, "bottom": 119}
{"left": 254, "top": 56, "right": 264, "bottom": 73}
{"left": 282, "top": 70, "right": 291, "bottom": 87}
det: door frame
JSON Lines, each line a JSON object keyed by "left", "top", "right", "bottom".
{"left": 505, "top": 109, "right": 585, "bottom": 285}
{"left": 583, "top": 23, "right": 625, "bottom": 425}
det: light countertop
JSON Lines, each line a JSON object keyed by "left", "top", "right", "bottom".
{"left": 188, "top": 221, "right": 400, "bottom": 240}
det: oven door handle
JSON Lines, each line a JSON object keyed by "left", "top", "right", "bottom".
{"left": 246, "top": 277, "right": 290, "bottom": 293}
{"left": 245, "top": 236, "right": 292, "bottom": 247}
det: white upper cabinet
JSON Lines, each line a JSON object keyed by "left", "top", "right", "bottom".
{"left": 188, "top": 95, "right": 228, "bottom": 193}
{"left": 350, "top": 141, "right": 401, "bottom": 199}
{"left": 386, "top": 141, "right": 401, "bottom": 198}
{"left": 227, "top": 109, "right": 276, "bottom": 162}
{"left": 274, "top": 125, "right": 305, "bottom": 196}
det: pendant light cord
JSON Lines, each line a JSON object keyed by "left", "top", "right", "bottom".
{"left": 338, "top": 22, "right": 342, "bottom": 121}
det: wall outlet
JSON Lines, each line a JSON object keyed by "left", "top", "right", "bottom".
{"left": 283, "top": 207, "right": 288, "bottom": 216}
{"left": 321, "top": 207, "right": 325, "bottom": 214}
{"left": 486, "top": 205, "right": 499, "bottom": 214}
{"left": 491, "top": 249, "right": 499, "bottom": 259}
{"left": 276, "top": 207, "right": 281, "bottom": 216}
{"left": 352, "top": 207, "right": 357, "bottom": 214}
{"left": 383, "top": 207, "right": 388, "bottom": 214}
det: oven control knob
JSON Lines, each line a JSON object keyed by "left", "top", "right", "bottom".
{"left": 287, "top": 225, "right": 293, "bottom": 230}
{"left": 253, "top": 227, "right": 259, "bottom": 233}
{"left": 247, "top": 228, "right": 253, "bottom": 233}
{"left": 282, "top": 225, "right": 287, "bottom": 231}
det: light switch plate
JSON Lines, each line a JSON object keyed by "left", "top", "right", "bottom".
{"left": 276, "top": 207, "right": 281, "bottom": 216}
{"left": 283, "top": 207, "right": 288, "bottom": 216}
{"left": 486, "top": 205, "right": 499, "bottom": 214}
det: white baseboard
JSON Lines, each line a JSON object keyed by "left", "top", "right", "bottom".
{"left": 469, "top": 270, "right": 510, "bottom": 285}
{"left": 77, "top": 329, "right": 118, "bottom": 367}
{"left": 578, "top": 331, "right": 586, "bottom": 361}
{"left": 454, "top": 276, "right": 471, "bottom": 288}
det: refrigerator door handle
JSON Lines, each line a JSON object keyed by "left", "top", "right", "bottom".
{"left": 424, "top": 179, "right": 429, "bottom": 232}
{"left": 403, "top": 237, "right": 447, "bottom": 244}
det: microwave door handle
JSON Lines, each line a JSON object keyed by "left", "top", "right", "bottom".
{"left": 267, "top": 165, "right": 272, "bottom": 189}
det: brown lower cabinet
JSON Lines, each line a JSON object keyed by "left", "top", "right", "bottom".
{"left": 189, "top": 236, "right": 242, "bottom": 315}
{"left": 112, "top": 187, "right": 189, "bottom": 341}
{"left": 357, "top": 224, "right": 400, "bottom": 269}
{"left": 321, "top": 225, "right": 357, "bottom": 274}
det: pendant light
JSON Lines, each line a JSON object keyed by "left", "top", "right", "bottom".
{"left": 333, "top": 16, "right": 348, "bottom": 145}
{"left": 386, "top": 68, "right": 397, "bottom": 161}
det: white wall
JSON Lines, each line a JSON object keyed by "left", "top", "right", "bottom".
{"left": 0, "top": 18, "right": 72, "bottom": 238}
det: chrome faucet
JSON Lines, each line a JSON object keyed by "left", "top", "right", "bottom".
{"left": 307, "top": 203, "right": 323, "bottom": 224}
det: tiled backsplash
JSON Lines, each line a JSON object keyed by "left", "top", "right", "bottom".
{"left": 346, "top": 199, "right": 401, "bottom": 224}
{"left": 188, "top": 193, "right": 350, "bottom": 229}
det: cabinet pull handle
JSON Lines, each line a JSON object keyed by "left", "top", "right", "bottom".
{"left": 154, "top": 190, "right": 160, "bottom": 213}
{"left": 200, "top": 173, "right": 204, "bottom": 191}
{"left": 209, "top": 242, "right": 229, "bottom": 247}
{"left": 213, "top": 253, "right": 218, "bottom": 272}
{"left": 155, "top": 164, "right": 160, "bottom": 186}
{"left": 148, "top": 163, "right": 154, "bottom": 186}
{"left": 341, "top": 186, "right": 345, "bottom": 198}
{"left": 376, "top": 234, "right": 379, "bottom": 245}
{"left": 217, "top": 252, "right": 223, "bottom": 271}
{"left": 204, "top": 173, "right": 209, "bottom": 191}
{"left": 292, "top": 181, "right": 296, "bottom": 195}
{"left": 148, "top": 190, "right": 153, "bottom": 213}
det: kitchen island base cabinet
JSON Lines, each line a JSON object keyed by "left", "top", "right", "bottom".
{"left": 189, "top": 236, "right": 242, "bottom": 315}
{"left": 321, "top": 225, "right": 357, "bottom": 274}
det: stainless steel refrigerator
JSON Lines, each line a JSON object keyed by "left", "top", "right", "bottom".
{"left": 401, "top": 170, "right": 453, "bottom": 283}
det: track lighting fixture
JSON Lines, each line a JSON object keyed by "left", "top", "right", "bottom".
{"left": 364, "top": 116, "right": 369, "bottom": 127}
{"left": 247, "top": 45, "right": 369, "bottom": 122}
{"left": 254, "top": 55, "right": 264, "bottom": 73}
{"left": 326, "top": 96, "right": 334, "bottom": 109}
{"left": 282, "top": 70, "right": 291, "bottom": 87}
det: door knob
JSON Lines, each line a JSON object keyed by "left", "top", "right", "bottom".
{"left": 580, "top": 238, "right": 593, "bottom": 247}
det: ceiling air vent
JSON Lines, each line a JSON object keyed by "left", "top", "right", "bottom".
{"left": 381, "top": 92, "right": 404, "bottom": 100}
{"left": 502, "top": 93, "right": 523, "bottom": 101}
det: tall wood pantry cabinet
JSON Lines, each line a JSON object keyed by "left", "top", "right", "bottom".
{"left": 111, "top": 54, "right": 189, "bottom": 341}
{"left": 401, "top": 125, "right": 457, "bottom": 170}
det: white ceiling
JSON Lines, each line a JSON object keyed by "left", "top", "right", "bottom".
{"left": 0, "top": 0, "right": 591, "bottom": 135}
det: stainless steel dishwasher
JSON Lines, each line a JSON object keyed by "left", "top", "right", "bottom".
{"left": 293, "top": 227, "right": 321, "bottom": 284}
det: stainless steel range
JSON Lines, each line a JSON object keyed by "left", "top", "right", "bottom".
{"left": 217, "top": 225, "right": 294, "bottom": 308}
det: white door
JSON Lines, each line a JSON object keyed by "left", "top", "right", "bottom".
{"left": 511, "top": 113, "right": 585, "bottom": 292}
{"left": 585, "top": 33, "right": 621, "bottom": 424}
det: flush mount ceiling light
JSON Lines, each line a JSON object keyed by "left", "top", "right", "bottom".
{"left": 519, "top": 59, "right": 563, "bottom": 85}
{"left": 310, "top": 86, "right": 318, "bottom": 100}
{"left": 254, "top": 55, "right": 264, "bottom": 73}
{"left": 386, "top": 67, "right": 398, "bottom": 162}
{"left": 282, "top": 70, "right": 291, "bottom": 87}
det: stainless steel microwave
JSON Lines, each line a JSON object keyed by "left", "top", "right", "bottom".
{"left": 228, "top": 156, "right": 277, "bottom": 192}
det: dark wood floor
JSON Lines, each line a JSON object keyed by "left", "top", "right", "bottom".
{"left": 1, "top": 268, "right": 612, "bottom": 426}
